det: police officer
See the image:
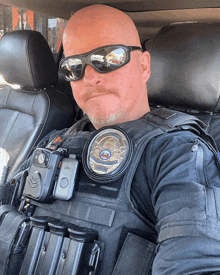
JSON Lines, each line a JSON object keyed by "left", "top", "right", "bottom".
{"left": 6, "top": 4, "right": 220, "bottom": 275}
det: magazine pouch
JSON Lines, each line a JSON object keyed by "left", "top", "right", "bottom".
{"left": 20, "top": 216, "right": 102, "bottom": 275}
{"left": 0, "top": 205, "right": 29, "bottom": 275}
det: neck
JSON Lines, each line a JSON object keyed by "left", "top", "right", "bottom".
{"left": 92, "top": 106, "right": 151, "bottom": 130}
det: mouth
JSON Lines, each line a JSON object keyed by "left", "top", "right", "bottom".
{"left": 84, "top": 92, "right": 116, "bottom": 101}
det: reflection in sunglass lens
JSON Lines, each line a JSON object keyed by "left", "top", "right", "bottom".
{"left": 91, "top": 56, "right": 108, "bottom": 71}
{"left": 62, "top": 58, "right": 83, "bottom": 81}
{"left": 59, "top": 45, "right": 141, "bottom": 81}
{"left": 90, "top": 47, "right": 127, "bottom": 72}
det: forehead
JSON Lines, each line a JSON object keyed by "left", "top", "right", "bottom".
{"left": 65, "top": 35, "right": 127, "bottom": 56}
{"left": 64, "top": 19, "right": 135, "bottom": 56}
{"left": 66, "top": 41, "right": 127, "bottom": 57}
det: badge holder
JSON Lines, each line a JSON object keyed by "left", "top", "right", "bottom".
{"left": 83, "top": 127, "right": 133, "bottom": 183}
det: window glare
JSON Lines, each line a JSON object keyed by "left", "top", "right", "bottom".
{"left": 0, "top": 6, "right": 67, "bottom": 54}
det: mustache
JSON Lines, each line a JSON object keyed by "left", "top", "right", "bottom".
{"left": 82, "top": 87, "right": 118, "bottom": 101}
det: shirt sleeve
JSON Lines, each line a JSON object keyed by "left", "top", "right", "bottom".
{"left": 147, "top": 131, "right": 220, "bottom": 274}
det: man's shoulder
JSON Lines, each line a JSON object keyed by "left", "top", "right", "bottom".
{"left": 141, "top": 108, "right": 209, "bottom": 147}
{"left": 151, "top": 129, "right": 199, "bottom": 148}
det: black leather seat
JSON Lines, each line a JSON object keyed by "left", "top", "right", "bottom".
{"left": 0, "top": 30, "right": 74, "bottom": 178}
{"left": 146, "top": 23, "right": 220, "bottom": 149}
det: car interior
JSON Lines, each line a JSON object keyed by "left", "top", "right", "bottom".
{"left": 0, "top": 1, "right": 219, "bottom": 182}
{"left": 146, "top": 22, "right": 220, "bottom": 150}
{"left": 0, "top": 1, "right": 220, "bottom": 274}
{"left": 0, "top": 30, "right": 75, "bottom": 179}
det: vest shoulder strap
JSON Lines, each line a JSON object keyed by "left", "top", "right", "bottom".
{"left": 143, "top": 108, "right": 206, "bottom": 132}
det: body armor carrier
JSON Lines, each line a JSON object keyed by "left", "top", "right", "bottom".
{"left": 0, "top": 108, "right": 215, "bottom": 275}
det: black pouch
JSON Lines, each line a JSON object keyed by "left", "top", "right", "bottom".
{"left": 33, "top": 219, "right": 68, "bottom": 275}
{"left": 19, "top": 216, "right": 57, "bottom": 275}
{"left": 20, "top": 216, "right": 103, "bottom": 275}
{"left": 0, "top": 205, "right": 30, "bottom": 275}
{"left": 112, "top": 233, "right": 156, "bottom": 275}
{"left": 56, "top": 225, "right": 102, "bottom": 275}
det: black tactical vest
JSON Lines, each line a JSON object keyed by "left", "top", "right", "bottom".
{"left": 0, "top": 108, "right": 212, "bottom": 275}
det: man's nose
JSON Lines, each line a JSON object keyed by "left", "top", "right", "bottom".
{"left": 83, "top": 65, "right": 102, "bottom": 84}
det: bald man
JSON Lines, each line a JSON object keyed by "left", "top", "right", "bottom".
{"left": 62, "top": 5, "right": 150, "bottom": 129}
{"left": 6, "top": 4, "right": 220, "bottom": 275}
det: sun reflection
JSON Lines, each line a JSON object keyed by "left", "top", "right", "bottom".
{"left": 0, "top": 75, "right": 20, "bottom": 89}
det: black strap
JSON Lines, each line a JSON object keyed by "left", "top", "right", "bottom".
{"left": 29, "top": 199, "right": 116, "bottom": 227}
{"left": 0, "top": 210, "right": 28, "bottom": 274}
{"left": 0, "top": 184, "right": 7, "bottom": 202}
{"left": 125, "top": 127, "right": 164, "bottom": 228}
{"left": 0, "top": 204, "right": 16, "bottom": 221}
{"left": 147, "top": 108, "right": 207, "bottom": 131}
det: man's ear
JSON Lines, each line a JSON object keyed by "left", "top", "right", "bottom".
{"left": 140, "top": 51, "right": 151, "bottom": 83}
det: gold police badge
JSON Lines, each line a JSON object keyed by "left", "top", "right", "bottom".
{"left": 83, "top": 128, "right": 132, "bottom": 183}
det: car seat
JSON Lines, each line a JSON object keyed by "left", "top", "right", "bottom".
{"left": 145, "top": 23, "right": 220, "bottom": 149}
{"left": 0, "top": 30, "right": 74, "bottom": 179}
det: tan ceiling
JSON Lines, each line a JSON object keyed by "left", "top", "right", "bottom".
{"left": 132, "top": 8, "right": 220, "bottom": 41}
{"left": 1, "top": 0, "right": 220, "bottom": 41}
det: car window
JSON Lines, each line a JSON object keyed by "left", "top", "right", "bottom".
{"left": 0, "top": 6, "right": 67, "bottom": 85}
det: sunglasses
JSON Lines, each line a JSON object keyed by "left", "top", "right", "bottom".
{"left": 59, "top": 44, "right": 143, "bottom": 81}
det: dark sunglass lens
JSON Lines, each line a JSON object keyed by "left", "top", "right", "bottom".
{"left": 61, "top": 58, "right": 83, "bottom": 81}
{"left": 90, "top": 47, "right": 127, "bottom": 73}
{"left": 90, "top": 54, "right": 109, "bottom": 71}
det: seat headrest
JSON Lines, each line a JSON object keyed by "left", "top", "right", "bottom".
{"left": 0, "top": 30, "right": 58, "bottom": 88}
{"left": 146, "top": 23, "right": 220, "bottom": 113}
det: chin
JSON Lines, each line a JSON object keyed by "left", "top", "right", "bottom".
{"left": 88, "top": 112, "right": 122, "bottom": 129}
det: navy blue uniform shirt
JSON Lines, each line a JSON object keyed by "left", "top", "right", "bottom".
{"left": 132, "top": 130, "right": 220, "bottom": 274}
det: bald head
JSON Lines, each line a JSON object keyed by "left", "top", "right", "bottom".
{"left": 62, "top": 4, "right": 151, "bottom": 129}
{"left": 63, "top": 5, "right": 141, "bottom": 54}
